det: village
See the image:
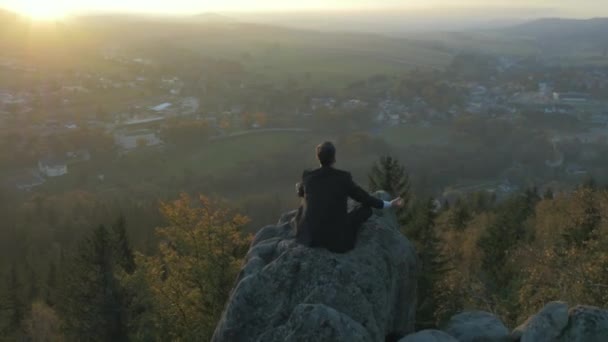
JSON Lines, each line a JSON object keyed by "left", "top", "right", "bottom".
{"left": 1, "top": 49, "right": 608, "bottom": 195}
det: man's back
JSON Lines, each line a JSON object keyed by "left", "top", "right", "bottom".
{"left": 296, "top": 166, "right": 383, "bottom": 253}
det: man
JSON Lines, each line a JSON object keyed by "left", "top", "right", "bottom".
{"left": 295, "top": 142, "right": 404, "bottom": 253}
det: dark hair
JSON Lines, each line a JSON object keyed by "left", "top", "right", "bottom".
{"left": 316, "top": 142, "right": 336, "bottom": 166}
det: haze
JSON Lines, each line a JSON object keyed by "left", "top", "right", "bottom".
{"left": 2, "top": 0, "right": 607, "bottom": 19}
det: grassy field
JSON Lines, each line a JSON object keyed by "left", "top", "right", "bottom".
{"left": 41, "top": 126, "right": 456, "bottom": 196}
{"left": 382, "top": 124, "right": 453, "bottom": 147}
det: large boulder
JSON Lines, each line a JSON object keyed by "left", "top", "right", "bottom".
{"left": 559, "top": 305, "right": 608, "bottom": 342}
{"left": 399, "top": 329, "right": 459, "bottom": 342}
{"left": 512, "top": 301, "right": 569, "bottom": 342}
{"left": 212, "top": 192, "right": 418, "bottom": 342}
{"left": 443, "top": 311, "right": 510, "bottom": 342}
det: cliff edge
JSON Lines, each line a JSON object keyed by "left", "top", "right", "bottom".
{"left": 212, "top": 192, "right": 418, "bottom": 342}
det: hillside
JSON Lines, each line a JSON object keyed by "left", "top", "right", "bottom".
{"left": 72, "top": 17, "right": 452, "bottom": 85}
{"left": 503, "top": 18, "right": 608, "bottom": 61}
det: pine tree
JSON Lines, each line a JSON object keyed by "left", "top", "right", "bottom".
{"left": 477, "top": 189, "right": 539, "bottom": 321}
{"left": 406, "top": 199, "right": 449, "bottom": 329}
{"left": 1, "top": 263, "right": 25, "bottom": 337}
{"left": 479, "top": 190, "right": 539, "bottom": 286}
{"left": 58, "top": 224, "right": 130, "bottom": 341}
{"left": 447, "top": 199, "right": 472, "bottom": 231}
{"left": 45, "top": 262, "right": 57, "bottom": 307}
{"left": 369, "top": 155, "right": 410, "bottom": 199}
{"left": 368, "top": 155, "right": 411, "bottom": 223}
{"left": 111, "top": 215, "right": 136, "bottom": 274}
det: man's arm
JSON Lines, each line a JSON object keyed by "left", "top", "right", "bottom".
{"left": 296, "top": 170, "right": 309, "bottom": 198}
{"left": 346, "top": 173, "right": 385, "bottom": 209}
{"left": 347, "top": 173, "right": 404, "bottom": 209}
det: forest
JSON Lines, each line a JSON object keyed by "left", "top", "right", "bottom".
{"left": 1, "top": 157, "right": 607, "bottom": 341}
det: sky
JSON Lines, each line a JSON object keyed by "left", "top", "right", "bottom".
{"left": 1, "top": 0, "right": 606, "bottom": 20}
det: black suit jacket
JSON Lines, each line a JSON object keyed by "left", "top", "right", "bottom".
{"left": 295, "top": 166, "right": 384, "bottom": 252}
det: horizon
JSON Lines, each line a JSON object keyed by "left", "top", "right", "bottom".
{"left": 1, "top": 1, "right": 607, "bottom": 21}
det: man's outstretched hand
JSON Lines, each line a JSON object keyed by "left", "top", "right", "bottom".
{"left": 390, "top": 197, "right": 405, "bottom": 208}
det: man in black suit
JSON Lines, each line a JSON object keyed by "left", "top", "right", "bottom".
{"left": 295, "top": 142, "right": 404, "bottom": 253}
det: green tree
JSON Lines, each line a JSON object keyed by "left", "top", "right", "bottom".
{"left": 477, "top": 189, "right": 539, "bottom": 321}
{"left": 369, "top": 156, "right": 411, "bottom": 224}
{"left": 111, "top": 215, "right": 136, "bottom": 274}
{"left": 58, "top": 224, "right": 132, "bottom": 341}
{"left": 0, "top": 264, "right": 25, "bottom": 337}
{"left": 447, "top": 200, "right": 472, "bottom": 231}
{"left": 406, "top": 199, "right": 449, "bottom": 329}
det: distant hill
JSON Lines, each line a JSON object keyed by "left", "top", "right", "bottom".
{"left": 193, "top": 12, "right": 235, "bottom": 23}
{"left": 503, "top": 18, "right": 608, "bottom": 59}
{"left": 506, "top": 18, "right": 608, "bottom": 40}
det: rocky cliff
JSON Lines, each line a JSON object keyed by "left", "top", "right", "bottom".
{"left": 212, "top": 192, "right": 418, "bottom": 342}
{"left": 212, "top": 192, "right": 608, "bottom": 342}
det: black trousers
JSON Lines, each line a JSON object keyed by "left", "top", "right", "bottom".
{"left": 295, "top": 205, "right": 373, "bottom": 253}
{"left": 342, "top": 205, "right": 373, "bottom": 252}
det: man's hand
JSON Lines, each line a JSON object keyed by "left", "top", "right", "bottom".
{"left": 390, "top": 197, "right": 405, "bottom": 208}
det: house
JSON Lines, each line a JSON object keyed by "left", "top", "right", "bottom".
{"left": 66, "top": 149, "right": 91, "bottom": 162}
{"left": 311, "top": 97, "right": 336, "bottom": 111}
{"left": 38, "top": 157, "right": 68, "bottom": 177}
{"left": 114, "top": 129, "right": 162, "bottom": 150}
{"left": 150, "top": 103, "right": 172, "bottom": 112}
{"left": 553, "top": 92, "right": 590, "bottom": 103}
{"left": 566, "top": 164, "right": 588, "bottom": 176}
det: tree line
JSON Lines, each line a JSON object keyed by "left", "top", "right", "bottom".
{"left": 2, "top": 157, "right": 608, "bottom": 340}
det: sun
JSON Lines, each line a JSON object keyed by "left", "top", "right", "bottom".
{"left": 13, "top": 1, "right": 69, "bottom": 21}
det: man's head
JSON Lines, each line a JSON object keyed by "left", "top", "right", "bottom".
{"left": 316, "top": 141, "right": 336, "bottom": 167}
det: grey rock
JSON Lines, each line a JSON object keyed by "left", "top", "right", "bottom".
{"left": 212, "top": 193, "right": 418, "bottom": 342}
{"left": 443, "top": 311, "right": 510, "bottom": 342}
{"left": 512, "top": 301, "right": 569, "bottom": 342}
{"left": 399, "top": 329, "right": 459, "bottom": 342}
{"left": 257, "top": 304, "right": 372, "bottom": 342}
{"left": 559, "top": 305, "right": 608, "bottom": 342}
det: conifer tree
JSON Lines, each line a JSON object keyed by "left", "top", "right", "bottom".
{"left": 477, "top": 189, "right": 539, "bottom": 321}
{"left": 45, "top": 262, "right": 57, "bottom": 307}
{"left": 368, "top": 155, "right": 411, "bottom": 223}
{"left": 111, "top": 215, "right": 136, "bottom": 274}
{"left": 59, "top": 224, "right": 131, "bottom": 341}
{"left": 447, "top": 199, "right": 472, "bottom": 231}
{"left": 406, "top": 199, "right": 448, "bottom": 329}
{"left": 0, "top": 263, "right": 25, "bottom": 338}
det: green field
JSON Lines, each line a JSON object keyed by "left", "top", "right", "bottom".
{"left": 382, "top": 124, "right": 453, "bottom": 147}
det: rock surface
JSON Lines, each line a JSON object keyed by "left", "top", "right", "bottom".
{"left": 212, "top": 192, "right": 418, "bottom": 342}
{"left": 400, "top": 329, "right": 459, "bottom": 342}
{"left": 559, "top": 305, "right": 608, "bottom": 342}
{"left": 442, "top": 311, "right": 510, "bottom": 342}
{"left": 512, "top": 301, "right": 569, "bottom": 342}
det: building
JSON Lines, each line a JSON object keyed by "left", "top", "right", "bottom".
{"left": 114, "top": 129, "right": 162, "bottom": 150}
{"left": 149, "top": 103, "right": 172, "bottom": 113}
{"left": 553, "top": 92, "right": 590, "bottom": 103}
{"left": 38, "top": 157, "right": 68, "bottom": 177}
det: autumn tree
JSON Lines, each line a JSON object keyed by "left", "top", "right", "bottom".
{"left": 131, "top": 194, "right": 251, "bottom": 341}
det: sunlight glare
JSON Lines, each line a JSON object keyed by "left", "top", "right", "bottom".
{"left": 13, "top": 1, "right": 68, "bottom": 20}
